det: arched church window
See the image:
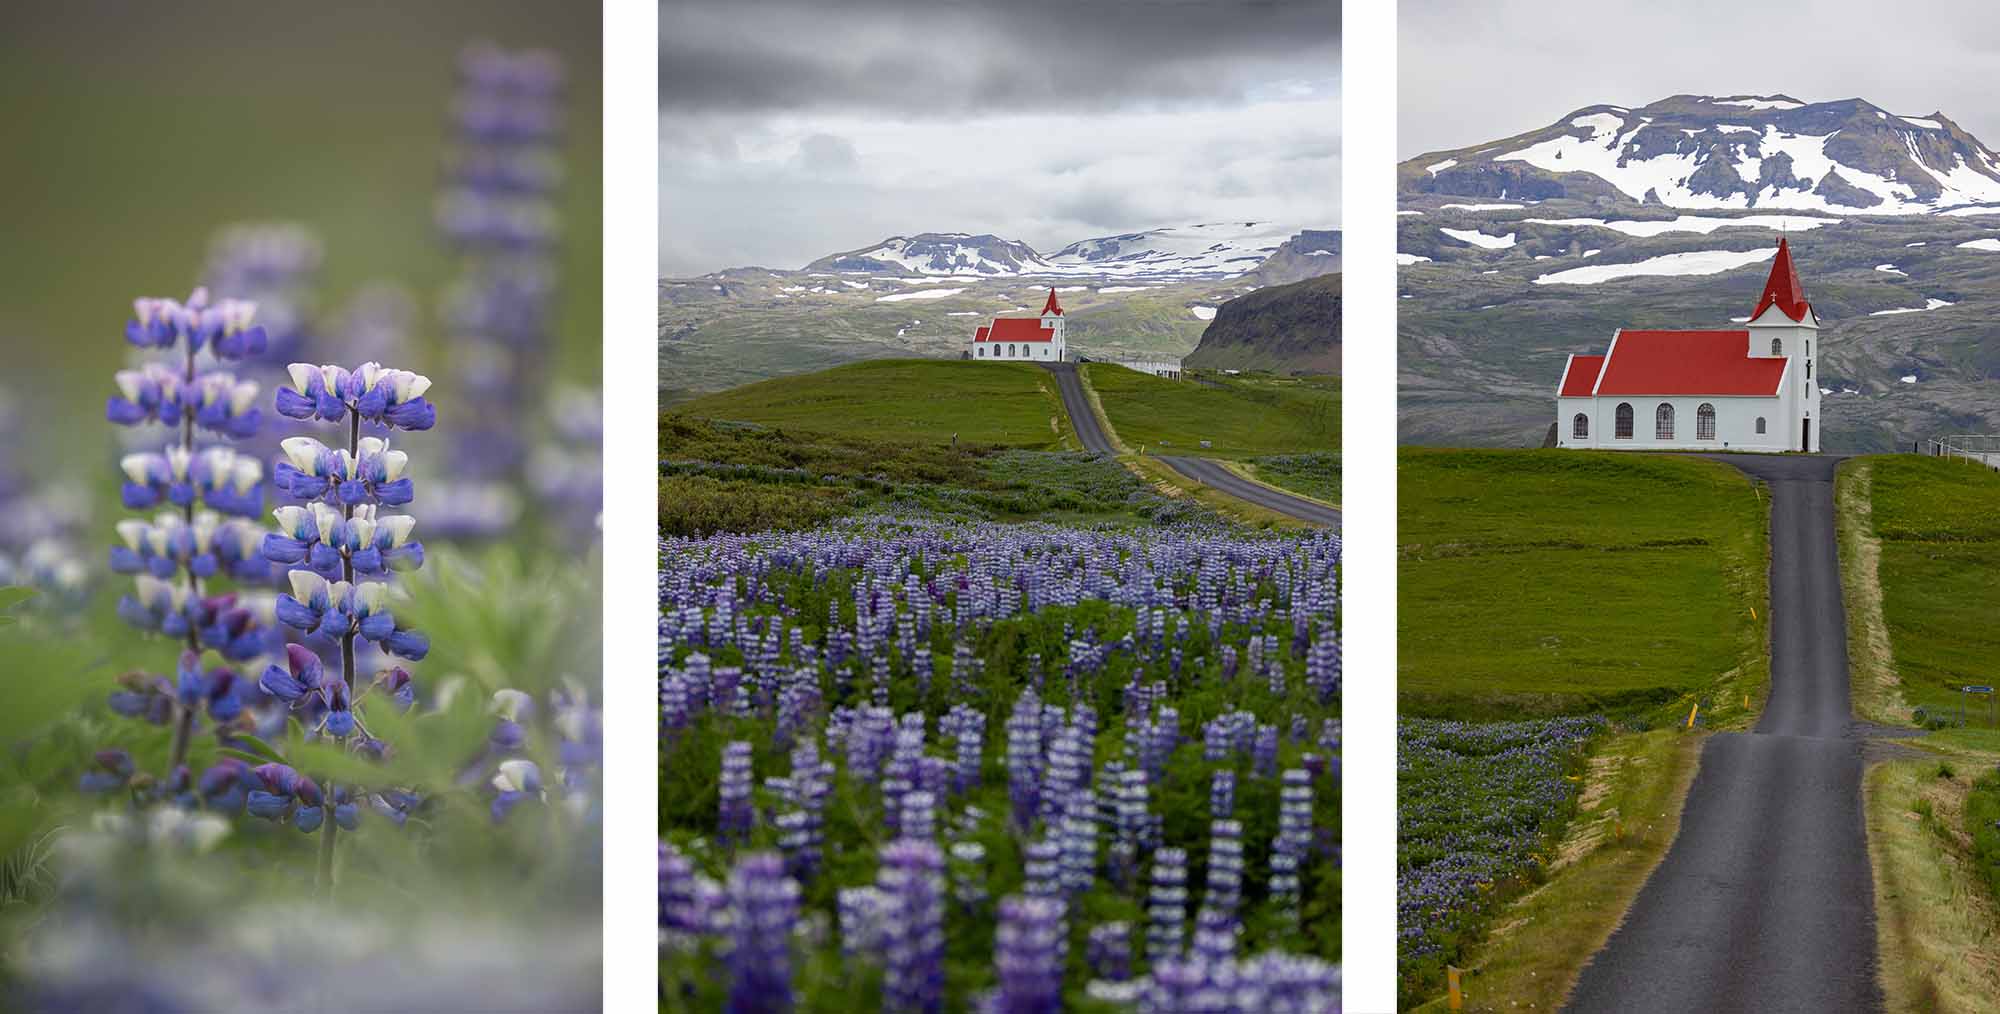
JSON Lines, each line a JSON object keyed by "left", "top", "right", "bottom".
{"left": 1771, "top": 337, "right": 1783, "bottom": 356}
{"left": 1007, "top": 344, "right": 1016, "bottom": 357}
{"left": 1696, "top": 403, "right": 1716, "bottom": 440}
{"left": 976, "top": 346, "right": 985, "bottom": 357}
{"left": 1573, "top": 413, "right": 1589, "bottom": 439}
{"left": 1615, "top": 403, "right": 1633, "bottom": 439}
{"left": 1655, "top": 402, "right": 1675, "bottom": 440}
{"left": 1755, "top": 417, "right": 1767, "bottom": 434}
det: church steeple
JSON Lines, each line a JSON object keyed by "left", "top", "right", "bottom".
{"left": 1750, "top": 236, "right": 1811, "bottom": 324}
{"left": 1041, "top": 287, "right": 1064, "bottom": 317}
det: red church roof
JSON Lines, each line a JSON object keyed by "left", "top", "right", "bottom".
{"left": 973, "top": 316, "right": 1058, "bottom": 343}
{"left": 1559, "top": 355, "right": 1606, "bottom": 397}
{"left": 1750, "top": 237, "right": 1812, "bottom": 323}
{"left": 1593, "top": 330, "right": 1787, "bottom": 396}
{"left": 1041, "top": 287, "right": 1064, "bottom": 316}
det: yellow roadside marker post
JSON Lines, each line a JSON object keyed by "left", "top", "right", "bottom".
{"left": 1685, "top": 702, "right": 1699, "bottom": 730}
{"left": 1447, "top": 966, "right": 1464, "bottom": 1011}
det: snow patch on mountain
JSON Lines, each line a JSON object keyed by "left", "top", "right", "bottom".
{"left": 875, "top": 288, "right": 965, "bottom": 303}
{"left": 1440, "top": 227, "right": 1517, "bottom": 249}
{"left": 1870, "top": 298, "right": 1953, "bottom": 316}
{"left": 1520, "top": 214, "right": 1838, "bottom": 237}
{"left": 1530, "top": 246, "right": 1777, "bottom": 286}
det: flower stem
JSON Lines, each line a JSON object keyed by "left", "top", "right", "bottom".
{"left": 319, "top": 410, "right": 363, "bottom": 896}
{"left": 167, "top": 331, "right": 202, "bottom": 775}
{"left": 316, "top": 803, "right": 338, "bottom": 891}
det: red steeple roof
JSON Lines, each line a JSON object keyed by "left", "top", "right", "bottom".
{"left": 1750, "top": 237, "right": 1811, "bottom": 323}
{"left": 1041, "top": 287, "right": 1063, "bottom": 316}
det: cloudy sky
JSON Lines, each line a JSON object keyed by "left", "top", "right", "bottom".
{"left": 660, "top": 0, "right": 1339, "bottom": 276}
{"left": 1402, "top": 0, "right": 2000, "bottom": 159}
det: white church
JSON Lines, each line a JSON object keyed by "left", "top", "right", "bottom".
{"left": 969, "top": 288, "right": 1068, "bottom": 363}
{"left": 1556, "top": 237, "right": 1821, "bottom": 453}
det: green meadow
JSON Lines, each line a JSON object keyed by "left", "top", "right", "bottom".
{"left": 1861, "top": 455, "right": 2000, "bottom": 717}
{"left": 673, "top": 360, "right": 1069, "bottom": 448}
{"left": 1082, "top": 365, "right": 1337, "bottom": 458}
{"left": 1398, "top": 449, "right": 1769, "bottom": 720}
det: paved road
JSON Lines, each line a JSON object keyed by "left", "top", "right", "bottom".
{"left": 1564, "top": 454, "right": 1881, "bottom": 1013}
{"left": 1155, "top": 454, "right": 1342, "bottom": 528}
{"left": 1042, "top": 363, "right": 1116, "bottom": 454}
{"left": 1039, "top": 363, "right": 1338, "bottom": 529}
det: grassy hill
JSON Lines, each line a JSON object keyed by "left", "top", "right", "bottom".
{"left": 1849, "top": 455, "right": 2000, "bottom": 719}
{"left": 1083, "top": 364, "right": 1338, "bottom": 459}
{"left": 671, "top": 359, "right": 1069, "bottom": 448}
{"left": 1399, "top": 448, "right": 1769, "bottom": 719}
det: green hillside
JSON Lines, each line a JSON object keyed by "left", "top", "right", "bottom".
{"left": 1854, "top": 455, "right": 2000, "bottom": 719}
{"left": 1083, "top": 364, "right": 1337, "bottom": 458}
{"left": 671, "top": 359, "right": 1069, "bottom": 448}
{"left": 1399, "top": 448, "right": 1768, "bottom": 719}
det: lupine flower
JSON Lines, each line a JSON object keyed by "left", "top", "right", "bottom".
{"left": 876, "top": 839, "right": 946, "bottom": 1014}
{"left": 118, "top": 446, "right": 264, "bottom": 517}
{"left": 490, "top": 759, "right": 543, "bottom": 822}
{"left": 991, "top": 895, "right": 1064, "bottom": 1014}
{"left": 726, "top": 852, "right": 800, "bottom": 1014}
{"left": 718, "top": 741, "right": 753, "bottom": 843}
{"left": 79, "top": 749, "right": 136, "bottom": 793}
{"left": 274, "top": 362, "right": 436, "bottom": 431}
{"left": 1087, "top": 921, "right": 1132, "bottom": 982}
{"left": 1146, "top": 847, "right": 1189, "bottom": 966}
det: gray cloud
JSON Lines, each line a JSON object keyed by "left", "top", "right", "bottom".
{"left": 1401, "top": 0, "right": 2000, "bottom": 159}
{"left": 662, "top": 0, "right": 1338, "bottom": 116}
{"left": 661, "top": 0, "right": 1340, "bottom": 274}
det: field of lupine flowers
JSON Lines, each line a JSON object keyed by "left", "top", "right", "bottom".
{"left": 660, "top": 513, "right": 1340, "bottom": 1011}
{"left": 0, "top": 12, "right": 604, "bottom": 1009}
{"left": 1396, "top": 716, "right": 1607, "bottom": 1004}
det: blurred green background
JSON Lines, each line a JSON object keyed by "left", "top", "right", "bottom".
{"left": 0, "top": 5, "right": 605, "bottom": 1005}
{"left": 0, "top": 0, "right": 603, "bottom": 453}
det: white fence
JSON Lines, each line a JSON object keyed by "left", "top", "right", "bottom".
{"left": 1102, "top": 359, "right": 1184, "bottom": 380}
{"left": 1928, "top": 434, "right": 2000, "bottom": 470}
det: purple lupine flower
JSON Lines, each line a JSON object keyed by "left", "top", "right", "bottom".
{"left": 726, "top": 852, "right": 800, "bottom": 1014}
{"left": 948, "top": 841, "right": 988, "bottom": 910}
{"left": 991, "top": 895, "right": 1065, "bottom": 1014}
{"left": 1145, "top": 847, "right": 1189, "bottom": 966}
{"left": 877, "top": 839, "right": 947, "bottom": 1014}
{"left": 1202, "top": 819, "right": 1245, "bottom": 922}
{"left": 1005, "top": 690, "right": 1042, "bottom": 831}
{"left": 719, "top": 740, "right": 754, "bottom": 843}
{"left": 946, "top": 704, "right": 983, "bottom": 797}
{"left": 1087, "top": 921, "right": 1132, "bottom": 982}
{"left": 1253, "top": 724, "right": 1279, "bottom": 778}
{"left": 777, "top": 738, "right": 831, "bottom": 880}
{"left": 1271, "top": 768, "right": 1313, "bottom": 922}
{"left": 101, "top": 290, "right": 276, "bottom": 784}
{"left": 1211, "top": 769, "right": 1235, "bottom": 820}
{"left": 1058, "top": 790, "right": 1097, "bottom": 899}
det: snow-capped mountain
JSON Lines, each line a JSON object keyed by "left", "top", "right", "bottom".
{"left": 798, "top": 223, "right": 1318, "bottom": 281}
{"left": 1403, "top": 95, "right": 2000, "bottom": 214}
{"left": 1044, "top": 222, "right": 1298, "bottom": 278}
{"left": 804, "top": 233, "right": 1051, "bottom": 276}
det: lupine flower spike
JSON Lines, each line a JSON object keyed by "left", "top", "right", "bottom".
{"left": 261, "top": 358, "right": 435, "bottom": 886}
{"left": 100, "top": 290, "right": 271, "bottom": 781}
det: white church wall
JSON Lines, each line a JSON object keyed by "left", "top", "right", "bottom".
{"left": 1561, "top": 395, "right": 1793, "bottom": 452}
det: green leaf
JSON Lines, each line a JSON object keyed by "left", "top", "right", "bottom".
{"left": 0, "top": 587, "right": 35, "bottom": 612}
{"left": 286, "top": 739, "right": 392, "bottom": 787}
{"left": 215, "top": 748, "right": 274, "bottom": 767}
{"left": 226, "top": 735, "right": 287, "bottom": 764}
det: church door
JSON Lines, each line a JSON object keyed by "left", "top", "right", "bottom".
{"left": 1802, "top": 419, "right": 1811, "bottom": 453}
